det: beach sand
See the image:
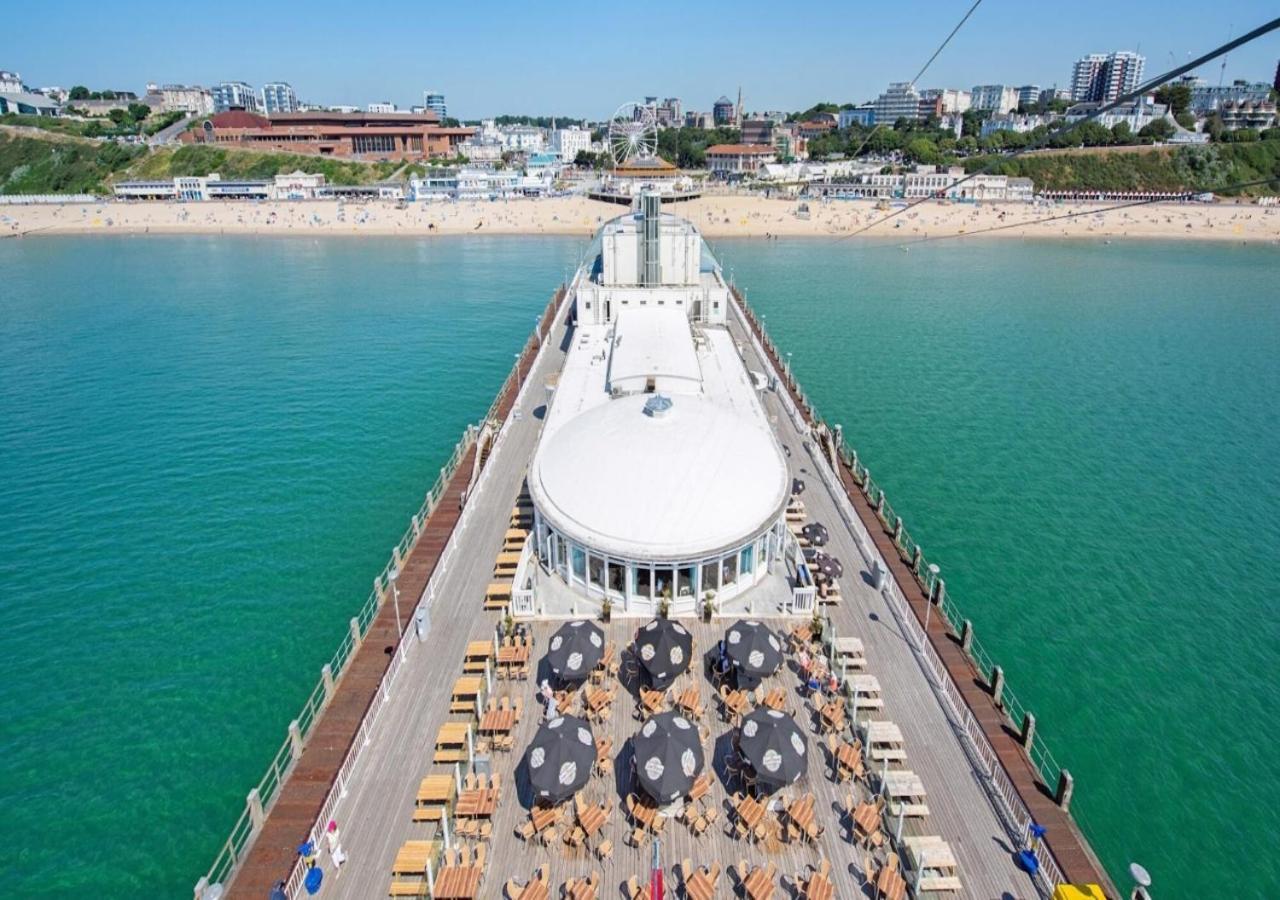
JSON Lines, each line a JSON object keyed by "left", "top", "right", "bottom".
{"left": 4, "top": 193, "right": 1278, "bottom": 242}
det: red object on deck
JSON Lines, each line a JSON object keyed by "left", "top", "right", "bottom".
{"left": 649, "top": 840, "right": 663, "bottom": 898}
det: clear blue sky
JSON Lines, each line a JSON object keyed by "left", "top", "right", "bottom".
{"left": 4, "top": 0, "right": 1277, "bottom": 119}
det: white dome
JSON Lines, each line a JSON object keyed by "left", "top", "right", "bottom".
{"left": 532, "top": 393, "right": 787, "bottom": 561}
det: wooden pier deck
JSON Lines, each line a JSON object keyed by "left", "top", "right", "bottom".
{"left": 222, "top": 281, "right": 1110, "bottom": 898}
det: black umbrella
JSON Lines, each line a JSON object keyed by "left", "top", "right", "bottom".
{"left": 546, "top": 620, "right": 605, "bottom": 682}
{"left": 801, "top": 522, "right": 829, "bottom": 547}
{"left": 738, "top": 708, "right": 809, "bottom": 792}
{"left": 525, "top": 714, "right": 595, "bottom": 804}
{"left": 792, "top": 477, "right": 806, "bottom": 495}
{"left": 810, "top": 551, "right": 843, "bottom": 580}
{"left": 724, "top": 620, "right": 783, "bottom": 689}
{"left": 632, "top": 711, "right": 704, "bottom": 803}
{"left": 634, "top": 619, "right": 693, "bottom": 690}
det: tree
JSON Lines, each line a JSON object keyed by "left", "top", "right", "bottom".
{"left": 1223, "top": 128, "right": 1259, "bottom": 143}
{"left": 1205, "top": 113, "right": 1225, "bottom": 141}
{"left": 1175, "top": 111, "right": 1196, "bottom": 130}
{"left": 68, "top": 85, "right": 90, "bottom": 100}
{"left": 1154, "top": 84, "right": 1192, "bottom": 118}
{"left": 107, "top": 108, "right": 130, "bottom": 126}
{"left": 1110, "top": 121, "right": 1133, "bottom": 144}
{"left": 1138, "top": 119, "right": 1174, "bottom": 141}
{"left": 127, "top": 103, "right": 151, "bottom": 123}
{"left": 904, "top": 137, "right": 941, "bottom": 165}
{"left": 101, "top": 90, "right": 116, "bottom": 100}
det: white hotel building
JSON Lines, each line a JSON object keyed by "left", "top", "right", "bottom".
{"left": 529, "top": 197, "right": 790, "bottom": 615}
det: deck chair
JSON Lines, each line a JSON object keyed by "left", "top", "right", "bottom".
{"left": 503, "top": 878, "right": 522, "bottom": 899}
{"left": 595, "top": 838, "right": 613, "bottom": 861}
{"left": 516, "top": 820, "right": 535, "bottom": 841}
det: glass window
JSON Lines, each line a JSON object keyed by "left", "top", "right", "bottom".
{"left": 554, "top": 534, "right": 566, "bottom": 572}
{"left": 654, "top": 567, "right": 675, "bottom": 601}
{"left": 633, "top": 565, "right": 652, "bottom": 599}
{"left": 677, "top": 566, "right": 694, "bottom": 597}
{"left": 571, "top": 545, "right": 586, "bottom": 581}
{"left": 740, "top": 544, "right": 754, "bottom": 579}
{"left": 588, "top": 554, "right": 605, "bottom": 591}
{"left": 722, "top": 553, "right": 738, "bottom": 587}
{"left": 701, "top": 560, "right": 719, "bottom": 594}
{"left": 608, "top": 561, "right": 625, "bottom": 596}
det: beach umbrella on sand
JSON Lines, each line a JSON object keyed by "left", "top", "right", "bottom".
{"left": 801, "top": 522, "right": 829, "bottom": 547}
{"left": 633, "top": 711, "right": 705, "bottom": 803}
{"left": 724, "top": 620, "right": 784, "bottom": 689}
{"left": 526, "top": 714, "right": 595, "bottom": 804}
{"left": 634, "top": 619, "right": 693, "bottom": 690}
{"left": 545, "top": 620, "right": 605, "bottom": 683}
{"left": 738, "top": 708, "right": 809, "bottom": 792}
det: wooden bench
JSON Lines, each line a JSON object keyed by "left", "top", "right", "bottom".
{"left": 389, "top": 879, "right": 429, "bottom": 896}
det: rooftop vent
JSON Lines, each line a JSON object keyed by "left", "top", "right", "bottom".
{"left": 642, "top": 394, "right": 673, "bottom": 419}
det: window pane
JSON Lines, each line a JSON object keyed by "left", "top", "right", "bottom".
{"left": 678, "top": 567, "right": 694, "bottom": 597}
{"left": 608, "top": 561, "right": 626, "bottom": 595}
{"left": 740, "top": 544, "right": 754, "bottom": 577}
{"left": 634, "top": 565, "right": 652, "bottom": 598}
{"left": 722, "top": 553, "right": 738, "bottom": 587}
{"left": 701, "top": 560, "right": 718, "bottom": 593}
{"left": 571, "top": 545, "right": 586, "bottom": 580}
{"left": 655, "top": 567, "right": 675, "bottom": 600}
{"left": 588, "top": 554, "right": 604, "bottom": 590}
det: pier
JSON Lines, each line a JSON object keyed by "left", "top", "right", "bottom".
{"left": 205, "top": 255, "right": 1115, "bottom": 900}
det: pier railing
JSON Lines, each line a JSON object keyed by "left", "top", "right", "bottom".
{"left": 197, "top": 285, "right": 568, "bottom": 898}
{"left": 728, "top": 287, "right": 1081, "bottom": 894}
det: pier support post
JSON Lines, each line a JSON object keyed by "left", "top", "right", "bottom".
{"left": 412, "top": 513, "right": 422, "bottom": 538}
{"left": 321, "top": 664, "right": 335, "bottom": 706}
{"left": 935, "top": 579, "right": 946, "bottom": 610}
{"left": 911, "top": 546, "right": 922, "bottom": 576}
{"left": 350, "top": 616, "right": 362, "bottom": 647}
{"left": 373, "top": 577, "right": 384, "bottom": 607}
{"left": 893, "top": 517, "right": 903, "bottom": 545}
{"left": 875, "top": 493, "right": 885, "bottom": 518}
{"left": 288, "top": 720, "right": 303, "bottom": 761}
{"left": 833, "top": 424, "right": 843, "bottom": 449}
{"left": 960, "top": 619, "right": 973, "bottom": 653}
{"left": 247, "top": 788, "right": 265, "bottom": 832}
{"left": 1056, "top": 768, "right": 1074, "bottom": 811}
{"left": 990, "top": 665, "right": 1005, "bottom": 708}
{"left": 392, "top": 544, "right": 404, "bottom": 572}
{"left": 1021, "top": 712, "right": 1037, "bottom": 749}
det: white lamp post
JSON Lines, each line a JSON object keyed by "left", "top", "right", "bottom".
{"left": 924, "top": 563, "right": 940, "bottom": 637}
{"left": 1129, "top": 862, "right": 1152, "bottom": 900}
{"left": 388, "top": 566, "right": 404, "bottom": 660}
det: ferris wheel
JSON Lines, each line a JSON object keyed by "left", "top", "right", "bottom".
{"left": 607, "top": 102, "right": 659, "bottom": 166}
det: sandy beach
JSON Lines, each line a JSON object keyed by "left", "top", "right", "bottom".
{"left": 3, "top": 193, "right": 1278, "bottom": 242}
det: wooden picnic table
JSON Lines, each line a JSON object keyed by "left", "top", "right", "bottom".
{"left": 462, "top": 641, "right": 494, "bottom": 673}
{"left": 742, "top": 864, "right": 776, "bottom": 900}
{"left": 479, "top": 708, "right": 516, "bottom": 735}
{"left": 584, "top": 686, "right": 611, "bottom": 714}
{"left": 495, "top": 550, "right": 521, "bottom": 566}
{"left": 844, "top": 673, "right": 883, "bottom": 711}
{"left": 851, "top": 801, "right": 881, "bottom": 845}
{"left": 455, "top": 787, "right": 499, "bottom": 818}
{"left": 391, "top": 840, "right": 435, "bottom": 875}
{"left": 596, "top": 737, "right": 613, "bottom": 765}
{"left": 883, "top": 770, "right": 929, "bottom": 817}
{"left": 416, "top": 774, "right": 454, "bottom": 805}
{"left": 486, "top": 582, "right": 512, "bottom": 599}
{"left": 818, "top": 699, "right": 845, "bottom": 732}
{"left": 685, "top": 870, "right": 717, "bottom": 900}
{"left": 865, "top": 720, "right": 907, "bottom": 763}
{"left": 566, "top": 879, "right": 598, "bottom": 900}
{"left": 834, "top": 741, "right": 864, "bottom": 781}
{"left": 905, "top": 835, "right": 959, "bottom": 891}
{"left": 833, "top": 636, "right": 865, "bottom": 665}
{"left": 434, "top": 722, "right": 471, "bottom": 763}
{"left": 452, "top": 675, "right": 483, "bottom": 701}
{"left": 432, "top": 865, "right": 482, "bottom": 899}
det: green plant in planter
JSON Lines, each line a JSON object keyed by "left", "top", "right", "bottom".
{"left": 810, "top": 611, "right": 824, "bottom": 640}
{"left": 702, "top": 590, "right": 717, "bottom": 621}
{"left": 503, "top": 612, "right": 515, "bottom": 637}
{"left": 658, "top": 595, "right": 671, "bottom": 618}
{"left": 601, "top": 596, "right": 612, "bottom": 621}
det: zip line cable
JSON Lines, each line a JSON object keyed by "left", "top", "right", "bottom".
{"left": 847, "top": 0, "right": 985, "bottom": 161}
{"left": 841, "top": 15, "right": 1280, "bottom": 239}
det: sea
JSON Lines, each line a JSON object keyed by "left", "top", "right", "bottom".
{"left": 0, "top": 233, "right": 1276, "bottom": 898}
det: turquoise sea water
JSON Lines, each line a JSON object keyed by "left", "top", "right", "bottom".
{"left": 1, "top": 234, "right": 1276, "bottom": 897}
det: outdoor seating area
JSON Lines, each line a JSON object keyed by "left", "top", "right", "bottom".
{"left": 380, "top": 605, "right": 969, "bottom": 899}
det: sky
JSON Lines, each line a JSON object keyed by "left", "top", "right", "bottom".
{"left": 3, "top": 0, "right": 1277, "bottom": 120}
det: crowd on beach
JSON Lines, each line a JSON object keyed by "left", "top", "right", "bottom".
{"left": 3, "top": 192, "right": 1278, "bottom": 243}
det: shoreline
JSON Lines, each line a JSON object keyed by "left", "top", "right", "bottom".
{"left": 3, "top": 194, "right": 1279, "bottom": 242}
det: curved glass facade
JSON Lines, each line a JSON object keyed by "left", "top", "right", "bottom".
{"left": 533, "top": 510, "right": 784, "bottom": 614}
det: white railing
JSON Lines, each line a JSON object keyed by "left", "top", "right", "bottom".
{"left": 199, "top": 287, "right": 568, "bottom": 899}
{"left": 727, "top": 291, "right": 1068, "bottom": 896}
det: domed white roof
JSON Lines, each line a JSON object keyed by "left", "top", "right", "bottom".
{"left": 531, "top": 393, "right": 788, "bottom": 561}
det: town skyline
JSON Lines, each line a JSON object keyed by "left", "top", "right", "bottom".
{"left": 3, "top": 0, "right": 1277, "bottom": 120}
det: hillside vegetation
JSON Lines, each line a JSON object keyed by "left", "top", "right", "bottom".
{"left": 130, "top": 145, "right": 400, "bottom": 185}
{"left": 0, "top": 132, "right": 145, "bottom": 194}
{"left": 965, "top": 140, "right": 1280, "bottom": 196}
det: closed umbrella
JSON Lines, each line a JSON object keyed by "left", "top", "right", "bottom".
{"left": 724, "top": 620, "right": 783, "bottom": 689}
{"left": 546, "top": 620, "right": 605, "bottom": 683}
{"left": 633, "top": 711, "right": 704, "bottom": 803}
{"left": 634, "top": 619, "right": 693, "bottom": 690}
{"left": 738, "top": 708, "right": 808, "bottom": 792}
{"left": 525, "top": 714, "right": 595, "bottom": 804}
